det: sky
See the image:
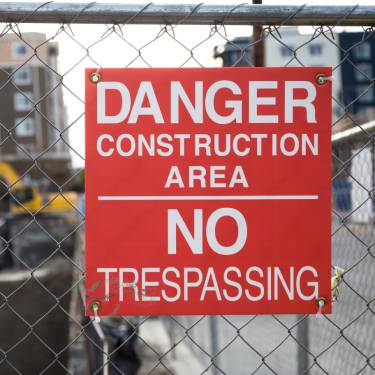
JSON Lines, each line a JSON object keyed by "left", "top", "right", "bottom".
{"left": 4, "top": 0, "right": 375, "bottom": 167}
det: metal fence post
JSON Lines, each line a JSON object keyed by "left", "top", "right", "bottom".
{"left": 210, "top": 315, "right": 220, "bottom": 374}
{"left": 297, "top": 316, "right": 309, "bottom": 375}
{"left": 252, "top": 0, "right": 265, "bottom": 67}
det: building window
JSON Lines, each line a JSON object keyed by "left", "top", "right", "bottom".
{"left": 354, "top": 63, "right": 373, "bottom": 82}
{"left": 309, "top": 44, "right": 322, "bottom": 55}
{"left": 353, "top": 42, "right": 371, "bottom": 60}
{"left": 15, "top": 117, "right": 34, "bottom": 137}
{"left": 280, "top": 45, "right": 294, "bottom": 57}
{"left": 14, "top": 92, "right": 33, "bottom": 111}
{"left": 13, "top": 67, "right": 32, "bottom": 85}
{"left": 355, "top": 85, "right": 374, "bottom": 104}
{"left": 12, "top": 42, "right": 28, "bottom": 58}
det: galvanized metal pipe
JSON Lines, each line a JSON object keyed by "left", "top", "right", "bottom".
{"left": 210, "top": 315, "right": 220, "bottom": 375}
{"left": 0, "top": 3, "right": 375, "bottom": 26}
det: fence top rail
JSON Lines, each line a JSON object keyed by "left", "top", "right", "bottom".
{"left": 1, "top": 2, "right": 375, "bottom": 26}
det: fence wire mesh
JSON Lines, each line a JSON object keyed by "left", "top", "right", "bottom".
{"left": 0, "top": 3, "right": 374, "bottom": 375}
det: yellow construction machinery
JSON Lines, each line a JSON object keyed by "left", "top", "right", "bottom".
{"left": 0, "top": 162, "right": 78, "bottom": 214}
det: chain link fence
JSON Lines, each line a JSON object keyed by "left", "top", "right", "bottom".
{"left": 0, "top": 3, "right": 374, "bottom": 374}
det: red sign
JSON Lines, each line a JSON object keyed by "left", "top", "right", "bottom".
{"left": 85, "top": 67, "right": 332, "bottom": 316}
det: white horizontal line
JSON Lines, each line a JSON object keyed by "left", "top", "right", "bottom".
{"left": 98, "top": 195, "right": 319, "bottom": 201}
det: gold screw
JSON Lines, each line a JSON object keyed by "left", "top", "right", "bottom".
{"left": 90, "top": 300, "right": 101, "bottom": 313}
{"left": 89, "top": 72, "right": 101, "bottom": 84}
{"left": 315, "top": 73, "right": 327, "bottom": 85}
{"left": 316, "top": 296, "right": 327, "bottom": 308}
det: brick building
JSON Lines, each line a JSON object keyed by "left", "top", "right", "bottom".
{"left": 0, "top": 33, "right": 71, "bottom": 187}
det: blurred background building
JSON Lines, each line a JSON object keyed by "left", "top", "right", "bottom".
{"left": 214, "top": 28, "right": 343, "bottom": 119}
{"left": 0, "top": 33, "right": 72, "bottom": 187}
{"left": 339, "top": 32, "right": 375, "bottom": 115}
{"left": 213, "top": 27, "right": 375, "bottom": 223}
{"left": 0, "top": 34, "right": 79, "bottom": 375}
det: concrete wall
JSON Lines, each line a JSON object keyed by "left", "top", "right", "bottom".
{"left": 0, "top": 257, "right": 73, "bottom": 375}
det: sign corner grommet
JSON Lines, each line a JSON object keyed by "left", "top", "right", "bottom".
{"left": 89, "top": 71, "right": 101, "bottom": 84}
{"left": 316, "top": 296, "right": 328, "bottom": 308}
{"left": 90, "top": 300, "right": 102, "bottom": 313}
{"left": 315, "top": 73, "right": 328, "bottom": 85}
